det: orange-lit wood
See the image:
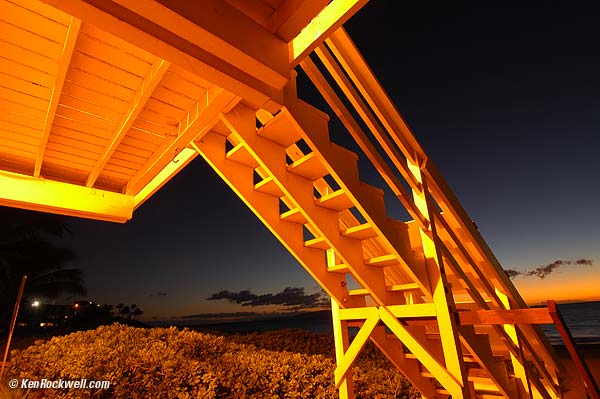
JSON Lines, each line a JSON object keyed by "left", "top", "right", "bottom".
{"left": 0, "top": 1, "right": 580, "bottom": 397}
{"left": 34, "top": 16, "right": 81, "bottom": 177}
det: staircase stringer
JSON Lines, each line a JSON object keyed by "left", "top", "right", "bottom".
{"left": 282, "top": 99, "right": 433, "bottom": 300}
{"left": 192, "top": 132, "right": 357, "bottom": 307}
{"left": 220, "top": 103, "right": 400, "bottom": 306}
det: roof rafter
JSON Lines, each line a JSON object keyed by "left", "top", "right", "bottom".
{"left": 34, "top": 16, "right": 81, "bottom": 177}
{"left": 40, "top": 0, "right": 286, "bottom": 112}
{"left": 125, "top": 87, "right": 239, "bottom": 195}
{"left": 86, "top": 58, "right": 171, "bottom": 187}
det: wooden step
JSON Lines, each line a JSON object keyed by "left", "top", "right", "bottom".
{"left": 365, "top": 254, "right": 400, "bottom": 267}
{"left": 287, "top": 152, "right": 328, "bottom": 180}
{"left": 280, "top": 208, "right": 307, "bottom": 224}
{"left": 342, "top": 223, "right": 378, "bottom": 240}
{"left": 304, "top": 236, "right": 329, "bottom": 249}
{"left": 316, "top": 189, "right": 353, "bottom": 211}
{"left": 254, "top": 176, "right": 283, "bottom": 196}
{"left": 327, "top": 263, "right": 349, "bottom": 273}
{"left": 226, "top": 142, "right": 258, "bottom": 167}
{"left": 386, "top": 283, "right": 420, "bottom": 292}
{"left": 348, "top": 288, "right": 370, "bottom": 297}
{"left": 257, "top": 112, "right": 299, "bottom": 147}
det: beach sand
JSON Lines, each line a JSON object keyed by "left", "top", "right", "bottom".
{"left": 557, "top": 345, "right": 600, "bottom": 399}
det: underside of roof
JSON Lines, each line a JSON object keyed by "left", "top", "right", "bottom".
{"left": 0, "top": 0, "right": 357, "bottom": 222}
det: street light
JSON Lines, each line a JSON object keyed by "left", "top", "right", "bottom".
{"left": 31, "top": 300, "right": 40, "bottom": 308}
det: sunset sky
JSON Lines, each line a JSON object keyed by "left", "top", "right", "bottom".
{"left": 56, "top": 1, "right": 600, "bottom": 319}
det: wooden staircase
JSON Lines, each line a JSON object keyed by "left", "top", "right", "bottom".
{"left": 189, "top": 27, "right": 585, "bottom": 399}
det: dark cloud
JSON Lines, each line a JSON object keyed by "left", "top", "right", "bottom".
{"left": 208, "top": 287, "right": 330, "bottom": 309}
{"left": 505, "top": 259, "right": 593, "bottom": 279}
{"left": 149, "top": 291, "right": 168, "bottom": 297}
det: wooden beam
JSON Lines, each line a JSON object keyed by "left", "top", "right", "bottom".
{"left": 458, "top": 308, "right": 554, "bottom": 325}
{"left": 290, "top": 0, "right": 367, "bottom": 66}
{"left": 0, "top": 170, "right": 133, "bottom": 223}
{"left": 34, "top": 16, "right": 81, "bottom": 177}
{"left": 133, "top": 147, "right": 197, "bottom": 210}
{"left": 125, "top": 88, "right": 238, "bottom": 195}
{"left": 334, "top": 306, "right": 379, "bottom": 388}
{"left": 272, "top": 0, "right": 330, "bottom": 41}
{"left": 86, "top": 59, "right": 171, "bottom": 187}
{"left": 379, "top": 305, "right": 462, "bottom": 397}
{"left": 40, "top": 0, "right": 286, "bottom": 112}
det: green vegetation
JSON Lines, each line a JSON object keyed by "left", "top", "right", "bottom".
{"left": 3, "top": 324, "right": 419, "bottom": 398}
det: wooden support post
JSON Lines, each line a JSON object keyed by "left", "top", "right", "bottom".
{"left": 496, "top": 289, "right": 536, "bottom": 399}
{"left": 407, "top": 161, "right": 472, "bottom": 399}
{"left": 331, "top": 297, "right": 355, "bottom": 399}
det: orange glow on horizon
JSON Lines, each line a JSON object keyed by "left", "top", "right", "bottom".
{"left": 512, "top": 267, "right": 600, "bottom": 304}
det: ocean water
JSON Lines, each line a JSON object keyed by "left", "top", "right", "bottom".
{"left": 192, "top": 301, "right": 600, "bottom": 346}
{"left": 540, "top": 300, "right": 600, "bottom": 346}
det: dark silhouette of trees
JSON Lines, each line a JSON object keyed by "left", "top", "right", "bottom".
{"left": 0, "top": 207, "right": 85, "bottom": 330}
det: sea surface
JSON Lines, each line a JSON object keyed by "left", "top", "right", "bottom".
{"left": 177, "top": 301, "right": 600, "bottom": 346}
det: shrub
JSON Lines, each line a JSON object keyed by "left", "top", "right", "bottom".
{"left": 3, "top": 324, "right": 419, "bottom": 398}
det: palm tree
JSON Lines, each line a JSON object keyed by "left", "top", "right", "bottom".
{"left": 0, "top": 207, "right": 85, "bottom": 330}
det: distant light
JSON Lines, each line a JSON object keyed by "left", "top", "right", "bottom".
{"left": 89, "top": 301, "right": 92, "bottom": 304}
{"left": 32, "top": 301, "right": 40, "bottom": 308}
{"left": 40, "top": 322, "right": 46, "bottom": 327}
{"left": 74, "top": 303, "right": 79, "bottom": 308}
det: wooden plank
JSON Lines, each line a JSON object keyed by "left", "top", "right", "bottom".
{"left": 75, "top": 31, "right": 152, "bottom": 77}
{"left": 151, "top": 85, "right": 198, "bottom": 111}
{"left": 125, "top": 89, "right": 238, "bottom": 195}
{"left": 86, "top": 59, "right": 170, "bottom": 187}
{"left": 35, "top": 17, "right": 81, "bottom": 177}
{"left": 167, "top": 64, "right": 212, "bottom": 90}
{"left": 0, "top": 136, "right": 38, "bottom": 154}
{"left": 53, "top": 115, "right": 113, "bottom": 140}
{"left": 458, "top": 308, "right": 553, "bottom": 326}
{"left": 0, "top": 170, "right": 133, "bottom": 223}
{"left": 50, "top": 125, "right": 108, "bottom": 147}
{"left": 42, "top": 0, "right": 284, "bottom": 111}
{"left": 272, "top": 0, "right": 330, "bottom": 40}
{"left": 59, "top": 94, "right": 123, "bottom": 123}
{"left": 69, "top": 51, "right": 143, "bottom": 90}
{"left": 0, "top": 20, "right": 63, "bottom": 59}
{"left": 144, "top": 97, "right": 187, "bottom": 121}
{"left": 66, "top": 68, "right": 134, "bottom": 102}
{"left": 0, "top": 143, "right": 37, "bottom": 159}
{"left": 0, "top": 70, "right": 52, "bottom": 100}
{"left": 0, "top": 109, "right": 43, "bottom": 131}
{"left": 46, "top": 141, "right": 100, "bottom": 162}
{"left": 61, "top": 81, "right": 129, "bottom": 113}
{"left": 115, "top": 140, "right": 155, "bottom": 158}
{"left": 0, "top": 39, "right": 59, "bottom": 75}
{"left": 9, "top": 0, "right": 71, "bottom": 25}
{"left": 160, "top": 71, "right": 208, "bottom": 100}
{"left": 102, "top": 162, "right": 136, "bottom": 176}
{"left": 44, "top": 148, "right": 96, "bottom": 168}
{"left": 55, "top": 104, "right": 117, "bottom": 131}
{"left": 0, "top": 85, "right": 50, "bottom": 110}
{"left": 0, "top": 128, "right": 40, "bottom": 147}
{"left": 80, "top": 23, "right": 155, "bottom": 64}
{"left": 0, "top": 118, "right": 43, "bottom": 138}
{"left": 0, "top": 98, "right": 46, "bottom": 121}
{"left": 0, "top": 0, "right": 68, "bottom": 43}
{"left": 290, "top": 0, "right": 367, "bottom": 65}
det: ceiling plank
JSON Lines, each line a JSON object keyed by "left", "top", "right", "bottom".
{"left": 40, "top": 0, "right": 286, "bottom": 112}
{"left": 289, "top": 0, "right": 367, "bottom": 66}
{"left": 0, "top": 170, "right": 133, "bottom": 223}
{"left": 86, "top": 58, "right": 171, "bottom": 187}
{"left": 34, "top": 16, "right": 81, "bottom": 177}
{"left": 125, "top": 88, "right": 239, "bottom": 195}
